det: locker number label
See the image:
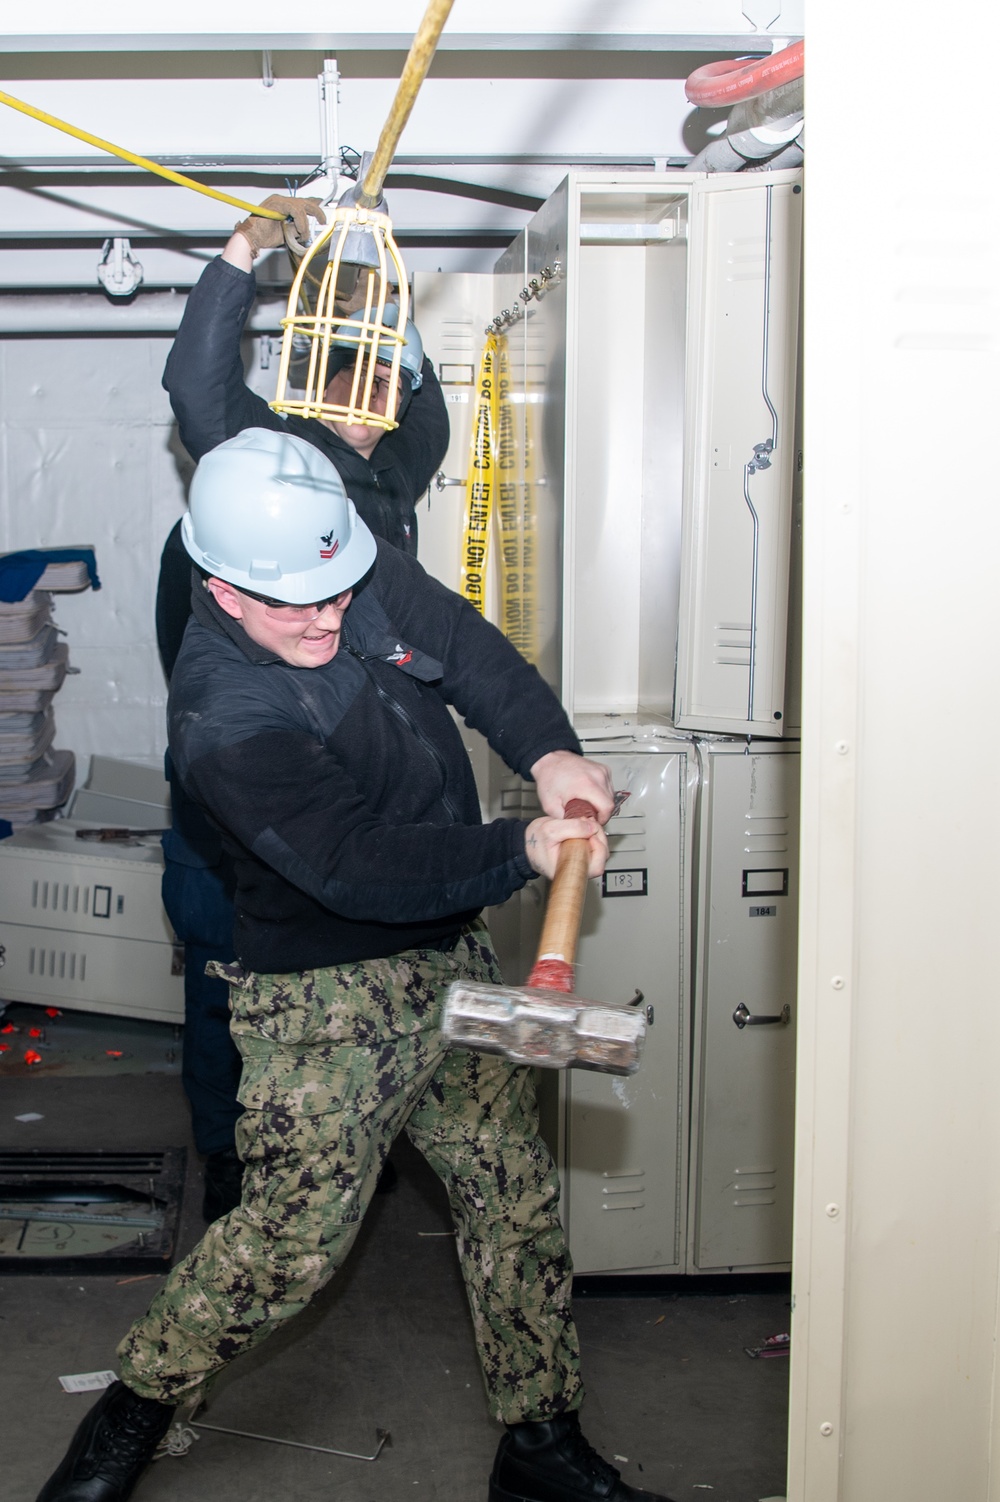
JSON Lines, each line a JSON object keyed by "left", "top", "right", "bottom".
{"left": 602, "top": 869, "right": 647, "bottom": 898}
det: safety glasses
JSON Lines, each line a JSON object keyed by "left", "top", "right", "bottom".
{"left": 240, "top": 588, "right": 351, "bottom": 623}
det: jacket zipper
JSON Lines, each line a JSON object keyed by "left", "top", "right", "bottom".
{"left": 345, "top": 644, "right": 463, "bottom": 824}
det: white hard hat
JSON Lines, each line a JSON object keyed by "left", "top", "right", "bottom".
{"left": 181, "top": 428, "right": 377, "bottom": 603}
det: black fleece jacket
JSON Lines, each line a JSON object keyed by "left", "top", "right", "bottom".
{"left": 168, "top": 540, "right": 581, "bottom": 975}
{"left": 156, "top": 254, "right": 450, "bottom": 678}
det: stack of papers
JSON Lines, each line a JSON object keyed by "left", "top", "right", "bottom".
{"left": 0, "top": 590, "right": 77, "bottom": 827}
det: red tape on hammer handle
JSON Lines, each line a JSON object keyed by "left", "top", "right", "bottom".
{"left": 526, "top": 799, "right": 597, "bottom": 991}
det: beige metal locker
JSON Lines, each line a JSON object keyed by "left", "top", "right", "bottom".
{"left": 673, "top": 179, "right": 802, "bottom": 735}
{"left": 414, "top": 192, "right": 803, "bottom": 1278}
{"left": 537, "top": 731, "right": 697, "bottom": 1276}
{"left": 688, "top": 740, "right": 800, "bottom": 1271}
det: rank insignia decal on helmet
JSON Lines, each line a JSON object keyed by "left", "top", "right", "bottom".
{"left": 181, "top": 428, "right": 376, "bottom": 603}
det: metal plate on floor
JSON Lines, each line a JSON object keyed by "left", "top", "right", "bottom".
{"left": 0, "top": 1148, "right": 185, "bottom": 1274}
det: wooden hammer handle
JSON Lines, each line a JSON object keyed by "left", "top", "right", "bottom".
{"left": 533, "top": 798, "right": 596, "bottom": 968}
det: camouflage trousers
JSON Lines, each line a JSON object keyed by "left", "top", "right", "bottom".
{"left": 118, "top": 921, "right": 583, "bottom": 1424}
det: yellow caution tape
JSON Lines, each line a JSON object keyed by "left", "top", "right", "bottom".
{"left": 460, "top": 330, "right": 538, "bottom": 662}
{"left": 496, "top": 337, "right": 531, "bottom": 656}
{"left": 496, "top": 335, "right": 538, "bottom": 663}
{"left": 459, "top": 334, "right": 497, "bottom": 616}
{"left": 0, "top": 88, "right": 285, "bottom": 220}
{"left": 518, "top": 363, "right": 539, "bottom": 665}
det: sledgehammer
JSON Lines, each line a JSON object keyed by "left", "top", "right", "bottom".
{"left": 442, "top": 799, "right": 646, "bottom": 1076}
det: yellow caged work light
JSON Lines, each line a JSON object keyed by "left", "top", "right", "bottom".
{"left": 270, "top": 206, "right": 411, "bottom": 433}
{"left": 270, "top": 0, "right": 454, "bottom": 433}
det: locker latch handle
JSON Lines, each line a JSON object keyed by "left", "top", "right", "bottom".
{"left": 733, "top": 1002, "right": 791, "bottom": 1030}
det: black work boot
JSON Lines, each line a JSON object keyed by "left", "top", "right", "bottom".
{"left": 489, "top": 1411, "right": 678, "bottom": 1502}
{"left": 202, "top": 1146, "right": 244, "bottom": 1221}
{"left": 36, "top": 1379, "right": 176, "bottom": 1501}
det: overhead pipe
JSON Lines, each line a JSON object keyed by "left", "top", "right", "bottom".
{"left": 0, "top": 292, "right": 287, "bottom": 335}
{"left": 743, "top": 139, "right": 804, "bottom": 172}
{"left": 685, "top": 74, "right": 804, "bottom": 173}
{"left": 727, "top": 78, "right": 803, "bottom": 150}
{"left": 684, "top": 40, "right": 804, "bottom": 108}
{"left": 685, "top": 137, "right": 746, "bottom": 174}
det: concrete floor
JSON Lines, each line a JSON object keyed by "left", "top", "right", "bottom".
{"left": 1, "top": 1006, "right": 790, "bottom": 1502}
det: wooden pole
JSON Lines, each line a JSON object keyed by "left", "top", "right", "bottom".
{"left": 355, "top": 0, "right": 455, "bottom": 208}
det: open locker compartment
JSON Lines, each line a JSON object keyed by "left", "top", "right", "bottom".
{"left": 687, "top": 739, "right": 800, "bottom": 1273}
{"left": 497, "top": 170, "right": 802, "bottom": 736}
{"left": 565, "top": 180, "right": 691, "bottom": 724}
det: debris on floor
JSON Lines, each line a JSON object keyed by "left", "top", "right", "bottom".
{"left": 59, "top": 1369, "right": 118, "bottom": 1393}
{"left": 0, "top": 1002, "right": 181, "bottom": 1078}
{"left": 745, "top": 1333, "right": 790, "bottom": 1359}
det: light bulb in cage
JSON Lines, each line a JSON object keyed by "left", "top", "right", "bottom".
{"left": 271, "top": 203, "right": 410, "bottom": 433}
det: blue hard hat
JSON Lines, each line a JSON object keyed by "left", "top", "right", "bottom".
{"left": 332, "top": 302, "right": 424, "bottom": 390}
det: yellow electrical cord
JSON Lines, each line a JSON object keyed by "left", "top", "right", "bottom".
{"left": 0, "top": 88, "right": 286, "bottom": 220}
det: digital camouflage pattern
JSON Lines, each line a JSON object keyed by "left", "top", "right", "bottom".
{"left": 118, "top": 922, "right": 583, "bottom": 1423}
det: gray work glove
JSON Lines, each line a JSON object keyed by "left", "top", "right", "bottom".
{"left": 234, "top": 194, "right": 326, "bottom": 257}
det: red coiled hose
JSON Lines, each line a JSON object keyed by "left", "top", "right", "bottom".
{"left": 684, "top": 39, "right": 804, "bottom": 108}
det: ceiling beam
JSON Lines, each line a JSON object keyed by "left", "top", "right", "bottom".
{"left": 1, "top": 33, "right": 790, "bottom": 54}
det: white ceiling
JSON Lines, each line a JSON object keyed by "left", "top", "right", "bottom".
{"left": 0, "top": 4, "right": 803, "bottom": 285}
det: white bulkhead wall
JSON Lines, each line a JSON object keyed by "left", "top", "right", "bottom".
{"left": 0, "top": 334, "right": 282, "bottom": 766}
{"left": 792, "top": 11, "right": 1000, "bottom": 1502}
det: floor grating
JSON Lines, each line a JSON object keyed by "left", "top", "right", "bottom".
{"left": 0, "top": 1146, "right": 185, "bottom": 1273}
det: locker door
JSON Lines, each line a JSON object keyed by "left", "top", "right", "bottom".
{"left": 523, "top": 183, "right": 570, "bottom": 697}
{"left": 555, "top": 746, "right": 693, "bottom": 1275}
{"left": 690, "top": 742, "right": 800, "bottom": 1270}
{"left": 674, "top": 176, "right": 802, "bottom": 737}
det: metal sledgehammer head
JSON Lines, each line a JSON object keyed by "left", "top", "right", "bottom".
{"left": 442, "top": 981, "right": 645, "bottom": 1075}
{"left": 441, "top": 795, "right": 646, "bottom": 1076}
